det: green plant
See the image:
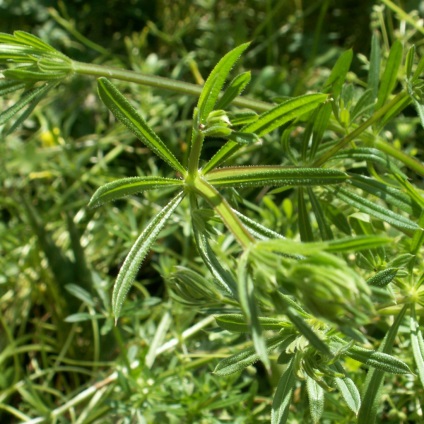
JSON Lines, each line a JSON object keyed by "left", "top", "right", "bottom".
{"left": 1, "top": 7, "right": 424, "bottom": 422}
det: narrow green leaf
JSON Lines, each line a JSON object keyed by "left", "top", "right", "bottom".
{"left": 350, "top": 174, "right": 421, "bottom": 217}
{"left": 0, "top": 82, "right": 53, "bottom": 126}
{"left": 3, "top": 67, "right": 64, "bottom": 81}
{"left": 255, "top": 238, "right": 326, "bottom": 256}
{"left": 308, "top": 102, "right": 333, "bottom": 160}
{"left": 205, "top": 166, "right": 348, "bottom": 187}
{"left": 0, "top": 80, "right": 26, "bottom": 96}
{"left": 329, "top": 186, "right": 420, "bottom": 231}
{"left": 358, "top": 304, "right": 408, "bottom": 423}
{"left": 197, "top": 43, "right": 250, "bottom": 124}
{"left": 287, "top": 307, "right": 331, "bottom": 356}
{"left": 412, "top": 54, "right": 424, "bottom": 80}
{"left": 112, "top": 192, "right": 184, "bottom": 319}
{"left": 306, "top": 376, "right": 325, "bottom": 424}
{"left": 97, "top": 77, "right": 186, "bottom": 175}
{"left": 323, "top": 49, "right": 353, "bottom": 98}
{"left": 368, "top": 34, "right": 381, "bottom": 102}
{"left": 351, "top": 89, "right": 376, "bottom": 121}
{"left": 410, "top": 304, "right": 424, "bottom": 388}
{"left": 325, "top": 235, "right": 391, "bottom": 253}
{"left": 65, "top": 313, "right": 100, "bottom": 323}
{"left": 331, "top": 147, "right": 407, "bottom": 178}
{"left": 238, "top": 251, "right": 270, "bottom": 371}
{"left": 14, "top": 31, "right": 57, "bottom": 52}
{"left": 215, "top": 71, "right": 251, "bottom": 110}
{"left": 347, "top": 345, "right": 411, "bottom": 374}
{"left": 227, "top": 131, "right": 259, "bottom": 145}
{"left": 242, "top": 93, "right": 328, "bottom": 137}
{"left": 213, "top": 335, "right": 283, "bottom": 376}
{"left": 65, "top": 284, "right": 95, "bottom": 307}
{"left": 366, "top": 268, "right": 398, "bottom": 287}
{"left": 192, "top": 216, "right": 238, "bottom": 295}
{"left": 88, "top": 176, "right": 183, "bottom": 207}
{"left": 298, "top": 187, "right": 314, "bottom": 242}
{"left": 271, "top": 358, "right": 296, "bottom": 424}
{"left": 405, "top": 45, "right": 415, "bottom": 79}
{"left": 332, "top": 361, "right": 361, "bottom": 415}
{"left": 307, "top": 187, "right": 333, "bottom": 240}
{"left": 376, "top": 40, "right": 403, "bottom": 110}
{"left": 215, "top": 314, "right": 290, "bottom": 332}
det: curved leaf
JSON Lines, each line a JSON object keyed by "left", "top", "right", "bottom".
{"left": 112, "top": 191, "right": 185, "bottom": 319}
{"left": 97, "top": 77, "right": 186, "bottom": 174}
{"left": 89, "top": 176, "right": 183, "bottom": 207}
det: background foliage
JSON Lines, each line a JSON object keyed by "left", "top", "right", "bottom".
{"left": 1, "top": 0, "right": 424, "bottom": 422}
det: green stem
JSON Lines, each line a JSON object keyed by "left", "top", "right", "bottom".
{"left": 71, "top": 60, "right": 272, "bottom": 113}
{"left": 313, "top": 92, "right": 409, "bottom": 167}
{"left": 191, "top": 176, "right": 255, "bottom": 248}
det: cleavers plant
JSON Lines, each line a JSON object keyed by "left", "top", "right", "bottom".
{"left": 1, "top": 27, "right": 424, "bottom": 423}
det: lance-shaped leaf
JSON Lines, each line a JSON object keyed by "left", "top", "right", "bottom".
{"left": 205, "top": 166, "right": 348, "bottom": 187}
{"left": 112, "top": 192, "right": 185, "bottom": 319}
{"left": 88, "top": 176, "right": 183, "bottom": 208}
{"left": 272, "top": 358, "right": 296, "bottom": 424}
{"left": 410, "top": 304, "right": 424, "bottom": 388}
{"left": 213, "top": 335, "right": 284, "bottom": 376}
{"left": 347, "top": 345, "right": 411, "bottom": 374}
{"left": 242, "top": 93, "right": 328, "bottom": 137}
{"left": 350, "top": 174, "right": 421, "bottom": 217}
{"left": 328, "top": 186, "right": 420, "bottom": 231}
{"left": 323, "top": 49, "right": 353, "bottom": 98}
{"left": 306, "top": 376, "right": 325, "bottom": 424}
{"left": 97, "top": 77, "right": 186, "bottom": 175}
{"left": 197, "top": 42, "right": 250, "bottom": 124}
{"left": 238, "top": 251, "right": 270, "bottom": 371}
{"left": 215, "top": 314, "right": 291, "bottom": 333}
{"left": 376, "top": 40, "right": 403, "bottom": 110}
{"left": 366, "top": 268, "right": 398, "bottom": 287}
{"left": 215, "top": 71, "right": 251, "bottom": 110}
{"left": 332, "top": 361, "right": 361, "bottom": 415}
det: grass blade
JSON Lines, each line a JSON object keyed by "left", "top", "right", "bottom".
{"left": 97, "top": 77, "right": 186, "bottom": 174}
{"left": 112, "top": 191, "right": 184, "bottom": 320}
{"left": 88, "top": 176, "right": 183, "bottom": 207}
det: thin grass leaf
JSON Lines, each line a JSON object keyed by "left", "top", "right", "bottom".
{"left": 329, "top": 186, "right": 420, "bottom": 231}
{"left": 14, "top": 31, "right": 57, "bottom": 52}
{"left": 332, "top": 361, "right": 361, "bottom": 415}
{"left": 306, "top": 376, "right": 325, "bottom": 424}
{"left": 350, "top": 174, "right": 421, "bottom": 217}
{"left": 112, "top": 191, "right": 184, "bottom": 319}
{"left": 192, "top": 217, "right": 238, "bottom": 295}
{"left": 0, "top": 80, "right": 26, "bottom": 96}
{"left": 0, "top": 82, "right": 53, "bottom": 126}
{"left": 323, "top": 49, "right": 353, "bottom": 98}
{"left": 242, "top": 93, "right": 328, "bottom": 137}
{"left": 238, "top": 251, "right": 270, "bottom": 371}
{"left": 331, "top": 147, "right": 407, "bottom": 178}
{"left": 347, "top": 345, "right": 410, "bottom": 374}
{"left": 325, "top": 235, "right": 391, "bottom": 253}
{"left": 215, "top": 71, "right": 251, "bottom": 110}
{"left": 197, "top": 43, "right": 250, "bottom": 124}
{"left": 307, "top": 187, "right": 333, "bottom": 240}
{"left": 213, "top": 335, "right": 283, "bottom": 376}
{"left": 376, "top": 40, "right": 403, "bottom": 110}
{"left": 287, "top": 307, "right": 331, "bottom": 356}
{"left": 232, "top": 208, "right": 285, "bottom": 240}
{"left": 271, "top": 358, "right": 296, "bottom": 424}
{"left": 410, "top": 304, "right": 424, "bottom": 388}
{"left": 97, "top": 77, "right": 186, "bottom": 174}
{"left": 88, "top": 176, "right": 183, "bottom": 207}
{"left": 358, "top": 304, "right": 408, "bottom": 423}
{"left": 205, "top": 166, "right": 348, "bottom": 187}
{"left": 368, "top": 34, "right": 381, "bottom": 103}
{"left": 215, "top": 314, "right": 290, "bottom": 332}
